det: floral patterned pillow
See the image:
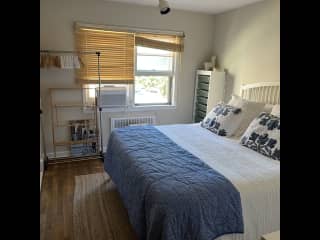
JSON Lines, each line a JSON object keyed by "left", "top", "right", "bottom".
{"left": 240, "top": 112, "right": 280, "bottom": 160}
{"left": 201, "top": 103, "right": 243, "bottom": 136}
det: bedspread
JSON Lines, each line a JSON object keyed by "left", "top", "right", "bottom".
{"left": 104, "top": 125, "right": 243, "bottom": 240}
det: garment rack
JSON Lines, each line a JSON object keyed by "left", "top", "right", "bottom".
{"left": 41, "top": 49, "right": 104, "bottom": 158}
{"left": 40, "top": 49, "right": 99, "bottom": 55}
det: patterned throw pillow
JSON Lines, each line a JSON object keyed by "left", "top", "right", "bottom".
{"left": 240, "top": 112, "right": 280, "bottom": 161}
{"left": 201, "top": 103, "right": 243, "bottom": 137}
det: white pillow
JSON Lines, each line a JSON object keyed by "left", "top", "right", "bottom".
{"left": 229, "top": 95, "right": 273, "bottom": 113}
{"left": 201, "top": 103, "right": 244, "bottom": 137}
{"left": 271, "top": 104, "right": 280, "bottom": 117}
{"left": 227, "top": 94, "right": 247, "bottom": 108}
{"left": 263, "top": 104, "right": 274, "bottom": 113}
{"left": 227, "top": 94, "right": 266, "bottom": 137}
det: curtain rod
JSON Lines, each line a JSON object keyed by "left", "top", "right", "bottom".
{"left": 40, "top": 50, "right": 101, "bottom": 55}
{"left": 74, "top": 22, "right": 185, "bottom": 37}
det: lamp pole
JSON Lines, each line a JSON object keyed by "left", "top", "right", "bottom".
{"left": 96, "top": 51, "right": 103, "bottom": 157}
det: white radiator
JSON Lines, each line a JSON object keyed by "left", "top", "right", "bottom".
{"left": 110, "top": 116, "right": 156, "bottom": 131}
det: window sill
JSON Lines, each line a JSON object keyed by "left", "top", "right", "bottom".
{"left": 133, "top": 104, "right": 176, "bottom": 111}
{"left": 101, "top": 104, "right": 176, "bottom": 112}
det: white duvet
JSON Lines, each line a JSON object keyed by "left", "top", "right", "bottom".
{"left": 156, "top": 123, "right": 280, "bottom": 240}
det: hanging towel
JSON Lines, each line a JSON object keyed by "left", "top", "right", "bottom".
{"left": 59, "top": 55, "right": 81, "bottom": 69}
{"left": 73, "top": 56, "right": 81, "bottom": 69}
{"left": 40, "top": 54, "right": 52, "bottom": 68}
{"left": 60, "top": 55, "right": 74, "bottom": 69}
{"left": 60, "top": 55, "right": 65, "bottom": 68}
{"left": 40, "top": 54, "right": 61, "bottom": 68}
{"left": 52, "top": 56, "right": 61, "bottom": 68}
{"left": 66, "top": 56, "right": 74, "bottom": 69}
{"left": 40, "top": 54, "right": 49, "bottom": 68}
{"left": 55, "top": 56, "right": 61, "bottom": 68}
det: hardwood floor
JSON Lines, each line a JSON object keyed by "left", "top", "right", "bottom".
{"left": 40, "top": 159, "right": 137, "bottom": 240}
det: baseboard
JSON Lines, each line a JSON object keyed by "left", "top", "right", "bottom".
{"left": 40, "top": 171, "right": 43, "bottom": 192}
{"left": 47, "top": 150, "right": 106, "bottom": 160}
{"left": 40, "top": 157, "right": 44, "bottom": 172}
{"left": 47, "top": 151, "right": 71, "bottom": 159}
{"left": 40, "top": 157, "right": 44, "bottom": 192}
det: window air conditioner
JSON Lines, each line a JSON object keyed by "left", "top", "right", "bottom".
{"left": 98, "top": 86, "right": 128, "bottom": 108}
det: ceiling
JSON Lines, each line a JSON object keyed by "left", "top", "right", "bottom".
{"left": 104, "top": 0, "right": 265, "bottom": 14}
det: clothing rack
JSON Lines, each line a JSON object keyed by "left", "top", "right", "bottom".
{"left": 40, "top": 50, "right": 100, "bottom": 55}
{"left": 41, "top": 49, "right": 104, "bottom": 159}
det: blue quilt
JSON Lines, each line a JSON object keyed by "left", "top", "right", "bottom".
{"left": 104, "top": 126, "right": 243, "bottom": 240}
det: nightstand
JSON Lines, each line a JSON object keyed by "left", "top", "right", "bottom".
{"left": 261, "top": 230, "right": 280, "bottom": 240}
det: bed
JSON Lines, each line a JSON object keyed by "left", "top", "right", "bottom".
{"left": 104, "top": 82, "right": 280, "bottom": 240}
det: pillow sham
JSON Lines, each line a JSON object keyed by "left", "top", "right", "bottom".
{"left": 271, "top": 104, "right": 280, "bottom": 117}
{"left": 228, "top": 94, "right": 266, "bottom": 137}
{"left": 201, "top": 103, "right": 243, "bottom": 136}
{"left": 240, "top": 112, "right": 280, "bottom": 161}
{"left": 227, "top": 94, "right": 247, "bottom": 108}
{"left": 263, "top": 104, "right": 274, "bottom": 113}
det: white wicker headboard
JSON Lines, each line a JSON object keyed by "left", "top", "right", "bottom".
{"left": 240, "top": 82, "right": 280, "bottom": 105}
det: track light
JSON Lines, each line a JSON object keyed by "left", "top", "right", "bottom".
{"left": 159, "top": 0, "right": 170, "bottom": 15}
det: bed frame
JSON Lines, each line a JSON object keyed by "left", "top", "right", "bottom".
{"left": 240, "top": 82, "right": 280, "bottom": 105}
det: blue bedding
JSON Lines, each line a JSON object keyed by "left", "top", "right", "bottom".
{"left": 104, "top": 125, "right": 243, "bottom": 240}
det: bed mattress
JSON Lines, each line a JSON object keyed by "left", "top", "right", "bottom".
{"left": 156, "top": 123, "right": 280, "bottom": 240}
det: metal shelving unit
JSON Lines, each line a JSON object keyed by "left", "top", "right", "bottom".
{"left": 49, "top": 88, "right": 101, "bottom": 161}
{"left": 41, "top": 49, "right": 103, "bottom": 162}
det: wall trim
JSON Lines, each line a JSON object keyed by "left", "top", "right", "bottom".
{"left": 47, "top": 151, "right": 104, "bottom": 160}
{"left": 40, "top": 157, "right": 44, "bottom": 172}
{"left": 47, "top": 151, "right": 71, "bottom": 159}
{"left": 40, "top": 158, "right": 44, "bottom": 192}
{"left": 40, "top": 171, "right": 44, "bottom": 192}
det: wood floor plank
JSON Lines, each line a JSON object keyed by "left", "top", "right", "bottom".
{"left": 40, "top": 159, "right": 137, "bottom": 240}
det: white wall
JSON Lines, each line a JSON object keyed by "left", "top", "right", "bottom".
{"left": 212, "top": 0, "right": 280, "bottom": 101}
{"left": 40, "top": 0, "right": 214, "bottom": 154}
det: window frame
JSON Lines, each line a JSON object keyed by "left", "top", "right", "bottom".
{"left": 82, "top": 45, "right": 178, "bottom": 111}
{"left": 133, "top": 46, "right": 176, "bottom": 106}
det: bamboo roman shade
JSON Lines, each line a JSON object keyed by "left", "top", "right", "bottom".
{"left": 75, "top": 27, "right": 135, "bottom": 84}
{"left": 75, "top": 23, "right": 184, "bottom": 84}
{"left": 135, "top": 33, "right": 184, "bottom": 52}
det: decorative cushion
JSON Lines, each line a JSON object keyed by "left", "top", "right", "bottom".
{"left": 227, "top": 94, "right": 247, "bottom": 108}
{"left": 271, "top": 104, "right": 280, "bottom": 117}
{"left": 201, "top": 103, "right": 243, "bottom": 136}
{"left": 240, "top": 112, "right": 280, "bottom": 160}
{"left": 263, "top": 104, "right": 274, "bottom": 113}
{"left": 228, "top": 94, "right": 266, "bottom": 137}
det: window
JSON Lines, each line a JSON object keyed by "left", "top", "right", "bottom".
{"left": 135, "top": 46, "right": 175, "bottom": 105}
{"left": 75, "top": 23, "right": 184, "bottom": 108}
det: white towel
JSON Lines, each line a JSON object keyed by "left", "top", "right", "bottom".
{"left": 66, "top": 56, "right": 73, "bottom": 69}
{"left": 73, "top": 56, "right": 81, "bottom": 69}
{"left": 60, "top": 55, "right": 65, "bottom": 68}
{"left": 59, "top": 55, "right": 73, "bottom": 69}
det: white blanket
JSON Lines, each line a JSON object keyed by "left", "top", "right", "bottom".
{"left": 156, "top": 123, "right": 280, "bottom": 240}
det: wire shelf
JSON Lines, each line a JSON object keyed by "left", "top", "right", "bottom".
{"left": 50, "top": 88, "right": 101, "bottom": 159}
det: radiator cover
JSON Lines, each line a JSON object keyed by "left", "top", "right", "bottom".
{"left": 110, "top": 116, "right": 156, "bottom": 131}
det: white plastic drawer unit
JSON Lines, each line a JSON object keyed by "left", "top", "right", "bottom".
{"left": 192, "top": 70, "right": 225, "bottom": 123}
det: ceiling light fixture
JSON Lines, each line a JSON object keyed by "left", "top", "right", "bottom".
{"left": 159, "top": 0, "right": 170, "bottom": 15}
